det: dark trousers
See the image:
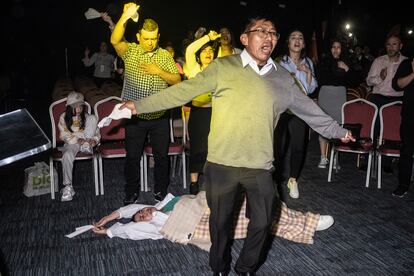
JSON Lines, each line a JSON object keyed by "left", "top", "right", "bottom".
{"left": 204, "top": 162, "right": 277, "bottom": 273}
{"left": 399, "top": 115, "right": 414, "bottom": 188}
{"left": 124, "top": 116, "right": 170, "bottom": 196}
{"left": 274, "top": 112, "right": 308, "bottom": 180}
{"left": 188, "top": 106, "right": 211, "bottom": 173}
{"left": 370, "top": 94, "right": 403, "bottom": 141}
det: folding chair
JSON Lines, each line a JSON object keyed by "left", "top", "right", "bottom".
{"left": 328, "top": 98, "right": 378, "bottom": 188}
{"left": 94, "top": 96, "right": 145, "bottom": 195}
{"left": 49, "top": 97, "right": 99, "bottom": 199}
{"left": 377, "top": 101, "right": 402, "bottom": 189}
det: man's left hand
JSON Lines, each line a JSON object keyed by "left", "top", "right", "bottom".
{"left": 140, "top": 61, "right": 161, "bottom": 75}
{"left": 340, "top": 131, "right": 356, "bottom": 143}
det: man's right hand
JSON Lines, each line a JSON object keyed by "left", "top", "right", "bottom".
{"left": 92, "top": 226, "right": 107, "bottom": 235}
{"left": 380, "top": 68, "right": 387, "bottom": 80}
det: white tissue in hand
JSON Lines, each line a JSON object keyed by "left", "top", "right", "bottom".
{"left": 98, "top": 103, "right": 132, "bottom": 128}
{"left": 65, "top": 225, "right": 94, "bottom": 238}
{"left": 84, "top": 8, "right": 101, "bottom": 20}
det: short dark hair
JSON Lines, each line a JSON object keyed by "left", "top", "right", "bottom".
{"left": 242, "top": 17, "right": 275, "bottom": 34}
{"left": 141, "top": 19, "right": 158, "bottom": 32}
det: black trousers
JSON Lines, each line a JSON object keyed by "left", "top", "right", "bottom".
{"left": 204, "top": 162, "right": 277, "bottom": 273}
{"left": 124, "top": 116, "right": 170, "bottom": 196}
{"left": 399, "top": 114, "right": 414, "bottom": 188}
{"left": 274, "top": 112, "right": 309, "bottom": 180}
{"left": 370, "top": 94, "right": 403, "bottom": 141}
{"left": 188, "top": 106, "right": 211, "bottom": 173}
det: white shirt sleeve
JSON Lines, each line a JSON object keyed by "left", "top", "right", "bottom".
{"left": 106, "top": 221, "right": 164, "bottom": 240}
{"left": 106, "top": 212, "right": 169, "bottom": 240}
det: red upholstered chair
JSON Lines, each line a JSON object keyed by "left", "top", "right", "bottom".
{"left": 94, "top": 96, "right": 144, "bottom": 195}
{"left": 376, "top": 101, "right": 402, "bottom": 189}
{"left": 328, "top": 98, "right": 378, "bottom": 188}
{"left": 49, "top": 97, "right": 99, "bottom": 199}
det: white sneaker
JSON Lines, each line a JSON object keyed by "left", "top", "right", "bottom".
{"left": 287, "top": 178, "right": 299, "bottom": 199}
{"left": 61, "top": 185, "right": 75, "bottom": 202}
{"left": 316, "top": 215, "right": 334, "bottom": 231}
{"left": 318, "top": 157, "right": 329, "bottom": 168}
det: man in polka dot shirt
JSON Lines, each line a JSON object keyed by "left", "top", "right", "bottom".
{"left": 111, "top": 3, "right": 181, "bottom": 205}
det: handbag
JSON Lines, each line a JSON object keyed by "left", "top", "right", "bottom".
{"left": 23, "top": 162, "right": 58, "bottom": 197}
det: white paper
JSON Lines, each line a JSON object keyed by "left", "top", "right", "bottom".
{"left": 84, "top": 8, "right": 101, "bottom": 20}
{"left": 65, "top": 225, "right": 94, "bottom": 238}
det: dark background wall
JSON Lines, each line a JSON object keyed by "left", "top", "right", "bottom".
{"left": 1, "top": 0, "right": 413, "bottom": 101}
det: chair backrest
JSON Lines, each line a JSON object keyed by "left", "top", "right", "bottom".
{"left": 93, "top": 96, "right": 125, "bottom": 142}
{"left": 379, "top": 101, "right": 402, "bottom": 143}
{"left": 342, "top": 98, "right": 378, "bottom": 139}
{"left": 49, "top": 97, "right": 91, "bottom": 147}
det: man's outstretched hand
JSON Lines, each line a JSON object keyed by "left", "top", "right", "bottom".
{"left": 119, "top": 100, "right": 137, "bottom": 115}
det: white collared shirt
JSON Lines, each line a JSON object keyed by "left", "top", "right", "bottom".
{"left": 240, "top": 49, "right": 277, "bottom": 75}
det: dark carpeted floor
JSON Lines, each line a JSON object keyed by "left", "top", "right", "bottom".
{"left": 1, "top": 131, "right": 413, "bottom": 275}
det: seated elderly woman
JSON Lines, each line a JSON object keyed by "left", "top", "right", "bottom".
{"left": 92, "top": 192, "right": 334, "bottom": 250}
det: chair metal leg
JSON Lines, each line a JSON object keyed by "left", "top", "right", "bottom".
{"left": 328, "top": 148, "right": 335, "bottom": 182}
{"left": 143, "top": 154, "right": 149, "bottom": 192}
{"left": 94, "top": 156, "right": 99, "bottom": 196}
{"left": 140, "top": 155, "right": 145, "bottom": 192}
{"left": 98, "top": 155, "right": 104, "bottom": 195}
{"left": 181, "top": 152, "right": 187, "bottom": 189}
{"left": 171, "top": 155, "right": 177, "bottom": 177}
{"left": 365, "top": 152, "right": 372, "bottom": 188}
{"left": 377, "top": 155, "right": 382, "bottom": 189}
{"left": 50, "top": 158, "right": 55, "bottom": 200}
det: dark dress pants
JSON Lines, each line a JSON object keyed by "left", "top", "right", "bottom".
{"left": 204, "top": 162, "right": 277, "bottom": 273}
{"left": 398, "top": 114, "right": 414, "bottom": 189}
{"left": 274, "top": 112, "right": 308, "bottom": 180}
{"left": 124, "top": 116, "right": 170, "bottom": 196}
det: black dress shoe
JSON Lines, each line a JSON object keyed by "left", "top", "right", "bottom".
{"left": 123, "top": 193, "right": 139, "bottom": 205}
{"left": 190, "top": 182, "right": 199, "bottom": 195}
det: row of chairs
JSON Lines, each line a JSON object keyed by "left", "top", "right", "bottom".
{"left": 327, "top": 98, "right": 402, "bottom": 189}
{"left": 48, "top": 96, "right": 187, "bottom": 199}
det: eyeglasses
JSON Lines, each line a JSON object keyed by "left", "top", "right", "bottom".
{"left": 245, "top": 28, "right": 280, "bottom": 39}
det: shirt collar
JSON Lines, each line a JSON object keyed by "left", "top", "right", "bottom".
{"left": 240, "top": 49, "right": 277, "bottom": 75}
{"left": 137, "top": 44, "right": 160, "bottom": 55}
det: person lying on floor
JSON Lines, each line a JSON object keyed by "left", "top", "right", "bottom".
{"left": 92, "top": 192, "right": 334, "bottom": 249}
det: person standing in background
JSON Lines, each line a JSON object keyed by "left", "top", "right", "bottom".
{"left": 274, "top": 29, "right": 318, "bottom": 199}
{"left": 391, "top": 57, "right": 414, "bottom": 197}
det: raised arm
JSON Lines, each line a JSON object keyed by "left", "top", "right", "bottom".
{"left": 111, "top": 3, "right": 139, "bottom": 56}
